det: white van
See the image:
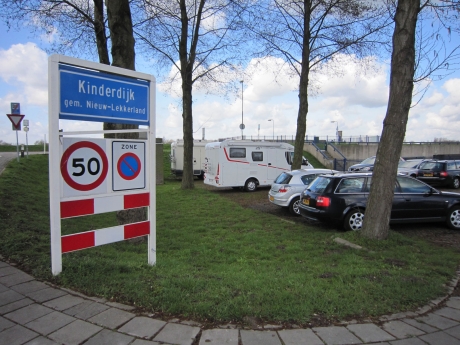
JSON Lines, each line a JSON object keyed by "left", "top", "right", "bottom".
{"left": 203, "top": 140, "right": 313, "bottom": 191}
{"left": 170, "top": 139, "right": 209, "bottom": 178}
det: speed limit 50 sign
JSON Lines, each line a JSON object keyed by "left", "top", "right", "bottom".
{"left": 60, "top": 138, "right": 109, "bottom": 197}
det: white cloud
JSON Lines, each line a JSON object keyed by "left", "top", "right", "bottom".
{"left": 0, "top": 43, "right": 48, "bottom": 107}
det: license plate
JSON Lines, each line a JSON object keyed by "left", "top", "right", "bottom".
{"left": 302, "top": 199, "right": 309, "bottom": 205}
{"left": 269, "top": 195, "right": 274, "bottom": 202}
{"left": 423, "top": 173, "right": 433, "bottom": 177}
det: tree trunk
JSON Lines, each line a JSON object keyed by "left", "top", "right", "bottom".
{"left": 181, "top": 74, "right": 195, "bottom": 189}
{"left": 93, "top": 0, "right": 110, "bottom": 65}
{"left": 361, "top": 0, "right": 419, "bottom": 240}
{"left": 105, "top": 0, "right": 145, "bottom": 224}
{"left": 292, "top": 0, "right": 311, "bottom": 170}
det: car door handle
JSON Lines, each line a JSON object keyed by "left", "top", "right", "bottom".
{"left": 268, "top": 163, "right": 272, "bottom": 166}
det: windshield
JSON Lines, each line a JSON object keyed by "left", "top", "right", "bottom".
{"left": 398, "top": 160, "right": 420, "bottom": 168}
{"left": 306, "top": 176, "right": 332, "bottom": 193}
{"left": 360, "top": 157, "right": 376, "bottom": 165}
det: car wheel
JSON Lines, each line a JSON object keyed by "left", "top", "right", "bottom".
{"left": 244, "top": 178, "right": 257, "bottom": 192}
{"left": 344, "top": 209, "right": 365, "bottom": 231}
{"left": 452, "top": 177, "right": 460, "bottom": 189}
{"left": 288, "top": 197, "right": 301, "bottom": 216}
{"left": 447, "top": 206, "right": 460, "bottom": 230}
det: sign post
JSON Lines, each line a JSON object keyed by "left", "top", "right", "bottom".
{"left": 48, "top": 55, "right": 156, "bottom": 275}
{"left": 23, "top": 119, "right": 29, "bottom": 157}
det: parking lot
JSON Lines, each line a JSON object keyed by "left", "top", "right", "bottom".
{"left": 198, "top": 181, "right": 460, "bottom": 250}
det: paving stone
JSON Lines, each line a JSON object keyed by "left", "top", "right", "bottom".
{"left": 11, "top": 281, "right": 49, "bottom": 295}
{"left": 131, "top": 340, "right": 162, "bottom": 345}
{"left": 278, "top": 329, "right": 324, "bottom": 345}
{"left": 63, "top": 300, "right": 110, "bottom": 320}
{"left": 434, "top": 307, "right": 460, "bottom": 322}
{"left": 48, "top": 319, "right": 102, "bottom": 345}
{"left": 118, "top": 316, "right": 166, "bottom": 339}
{"left": 4, "top": 303, "right": 53, "bottom": 324}
{"left": 24, "top": 336, "right": 60, "bottom": 345}
{"left": 87, "top": 307, "right": 135, "bottom": 329}
{"left": 0, "top": 289, "right": 25, "bottom": 306}
{"left": 401, "top": 318, "right": 438, "bottom": 333}
{"left": 416, "top": 313, "right": 460, "bottom": 330}
{"left": 0, "top": 266, "right": 21, "bottom": 277}
{"left": 382, "top": 320, "right": 425, "bottom": 339}
{"left": 82, "top": 328, "right": 134, "bottom": 345}
{"left": 313, "top": 326, "right": 362, "bottom": 344}
{"left": 240, "top": 330, "right": 282, "bottom": 345}
{"left": 0, "top": 297, "right": 34, "bottom": 314}
{"left": 419, "top": 330, "right": 460, "bottom": 345}
{"left": 389, "top": 339, "right": 427, "bottom": 345}
{"left": 347, "top": 323, "right": 396, "bottom": 343}
{"left": 105, "top": 301, "right": 136, "bottom": 311}
{"left": 445, "top": 325, "right": 460, "bottom": 339}
{"left": 0, "top": 324, "right": 39, "bottom": 345}
{"left": 25, "top": 310, "right": 75, "bottom": 335}
{"left": 0, "top": 315, "right": 15, "bottom": 332}
{"left": 447, "top": 297, "right": 460, "bottom": 310}
{"left": 26, "top": 287, "right": 68, "bottom": 303}
{"left": 43, "top": 294, "right": 86, "bottom": 311}
{"left": 0, "top": 272, "right": 34, "bottom": 287}
{"left": 199, "top": 329, "right": 239, "bottom": 345}
{"left": 0, "top": 283, "right": 9, "bottom": 293}
{"left": 153, "top": 322, "right": 201, "bottom": 345}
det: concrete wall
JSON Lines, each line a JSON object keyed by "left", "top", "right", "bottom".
{"left": 303, "top": 142, "right": 460, "bottom": 168}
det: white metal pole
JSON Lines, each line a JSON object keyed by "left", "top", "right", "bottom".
{"left": 15, "top": 130, "right": 19, "bottom": 162}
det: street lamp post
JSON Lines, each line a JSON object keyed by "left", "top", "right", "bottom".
{"left": 331, "top": 121, "right": 339, "bottom": 142}
{"left": 240, "top": 80, "right": 244, "bottom": 139}
{"left": 268, "top": 119, "right": 274, "bottom": 141}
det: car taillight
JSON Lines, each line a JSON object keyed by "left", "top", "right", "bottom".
{"left": 279, "top": 186, "right": 291, "bottom": 193}
{"left": 440, "top": 171, "right": 448, "bottom": 177}
{"left": 317, "top": 196, "right": 330, "bottom": 207}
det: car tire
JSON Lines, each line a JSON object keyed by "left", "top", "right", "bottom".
{"left": 244, "top": 178, "right": 257, "bottom": 192}
{"left": 288, "top": 197, "right": 301, "bottom": 216}
{"left": 452, "top": 177, "right": 460, "bottom": 189}
{"left": 447, "top": 206, "right": 460, "bottom": 230}
{"left": 344, "top": 208, "right": 365, "bottom": 231}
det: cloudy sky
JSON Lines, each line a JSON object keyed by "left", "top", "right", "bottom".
{"left": 1, "top": 20, "right": 460, "bottom": 146}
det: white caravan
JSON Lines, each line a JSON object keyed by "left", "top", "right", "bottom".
{"left": 170, "top": 139, "right": 209, "bottom": 178}
{"left": 204, "top": 140, "right": 313, "bottom": 191}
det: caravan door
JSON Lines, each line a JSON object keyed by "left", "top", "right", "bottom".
{"left": 266, "top": 147, "right": 284, "bottom": 181}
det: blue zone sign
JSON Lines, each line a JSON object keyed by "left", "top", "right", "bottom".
{"left": 59, "top": 64, "right": 149, "bottom": 125}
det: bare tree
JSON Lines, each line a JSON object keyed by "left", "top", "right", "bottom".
{"left": 0, "top": 0, "right": 110, "bottom": 64}
{"left": 136, "top": 0, "right": 248, "bottom": 189}
{"left": 361, "top": 0, "right": 460, "bottom": 240}
{"left": 247, "top": 0, "right": 391, "bottom": 169}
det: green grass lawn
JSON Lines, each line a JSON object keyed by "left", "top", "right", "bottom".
{"left": 0, "top": 151, "right": 459, "bottom": 325}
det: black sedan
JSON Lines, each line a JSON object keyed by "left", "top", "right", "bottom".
{"left": 299, "top": 172, "right": 460, "bottom": 231}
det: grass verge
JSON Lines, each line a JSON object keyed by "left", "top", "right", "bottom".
{"left": 0, "top": 153, "right": 459, "bottom": 325}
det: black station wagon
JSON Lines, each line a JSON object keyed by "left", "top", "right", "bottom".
{"left": 416, "top": 160, "right": 460, "bottom": 189}
{"left": 299, "top": 173, "right": 460, "bottom": 231}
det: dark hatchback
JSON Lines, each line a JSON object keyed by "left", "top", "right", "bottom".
{"left": 298, "top": 172, "right": 460, "bottom": 231}
{"left": 416, "top": 160, "right": 460, "bottom": 189}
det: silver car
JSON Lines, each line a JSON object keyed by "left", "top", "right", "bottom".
{"left": 269, "top": 169, "right": 339, "bottom": 215}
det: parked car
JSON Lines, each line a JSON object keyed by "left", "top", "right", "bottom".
{"left": 269, "top": 169, "right": 339, "bottom": 215}
{"left": 298, "top": 172, "right": 460, "bottom": 231}
{"left": 416, "top": 160, "right": 460, "bottom": 189}
{"left": 397, "top": 159, "right": 426, "bottom": 177}
{"left": 348, "top": 156, "right": 405, "bottom": 172}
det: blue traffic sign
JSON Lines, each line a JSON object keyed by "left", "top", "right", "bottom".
{"left": 59, "top": 64, "right": 150, "bottom": 125}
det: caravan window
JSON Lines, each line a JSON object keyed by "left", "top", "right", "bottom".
{"left": 230, "top": 148, "right": 246, "bottom": 158}
{"left": 252, "top": 152, "right": 263, "bottom": 161}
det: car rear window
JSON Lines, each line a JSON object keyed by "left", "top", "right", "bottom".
{"left": 306, "top": 176, "right": 332, "bottom": 193}
{"left": 419, "top": 161, "right": 445, "bottom": 170}
{"left": 274, "top": 172, "right": 292, "bottom": 184}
